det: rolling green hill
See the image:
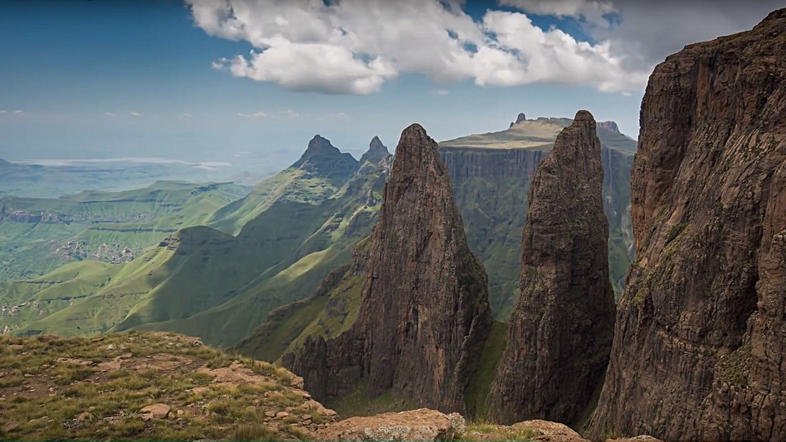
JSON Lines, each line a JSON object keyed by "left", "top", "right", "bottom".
{"left": 0, "top": 181, "right": 247, "bottom": 280}
{"left": 2, "top": 136, "right": 390, "bottom": 347}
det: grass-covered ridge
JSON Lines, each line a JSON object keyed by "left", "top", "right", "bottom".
{"left": 0, "top": 332, "right": 337, "bottom": 440}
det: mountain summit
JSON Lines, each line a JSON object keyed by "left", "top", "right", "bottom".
{"left": 360, "top": 136, "right": 390, "bottom": 164}
{"left": 292, "top": 135, "right": 359, "bottom": 183}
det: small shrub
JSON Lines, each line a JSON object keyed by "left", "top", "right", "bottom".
{"left": 53, "top": 367, "right": 95, "bottom": 385}
{"left": 0, "top": 375, "right": 24, "bottom": 388}
{"left": 189, "top": 372, "right": 214, "bottom": 385}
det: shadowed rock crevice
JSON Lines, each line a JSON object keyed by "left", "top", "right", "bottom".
{"left": 487, "top": 110, "right": 615, "bottom": 426}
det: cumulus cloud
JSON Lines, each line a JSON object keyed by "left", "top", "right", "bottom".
{"left": 129, "top": 111, "right": 142, "bottom": 117}
{"left": 187, "top": 0, "right": 649, "bottom": 94}
{"left": 277, "top": 109, "right": 300, "bottom": 118}
{"left": 500, "top": 0, "right": 617, "bottom": 26}
{"left": 188, "top": 0, "right": 781, "bottom": 95}
{"left": 506, "top": 0, "right": 785, "bottom": 73}
{"left": 105, "top": 112, "right": 116, "bottom": 117}
{"left": 237, "top": 111, "right": 267, "bottom": 119}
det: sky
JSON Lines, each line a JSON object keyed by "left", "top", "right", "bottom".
{"left": 1, "top": 0, "right": 783, "bottom": 176}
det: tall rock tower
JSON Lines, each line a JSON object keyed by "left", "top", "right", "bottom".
{"left": 487, "top": 110, "right": 615, "bottom": 425}
{"left": 289, "top": 123, "right": 492, "bottom": 413}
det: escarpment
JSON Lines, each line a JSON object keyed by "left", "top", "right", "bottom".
{"left": 588, "top": 9, "right": 786, "bottom": 441}
{"left": 287, "top": 123, "right": 492, "bottom": 413}
{"left": 487, "top": 111, "right": 615, "bottom": 425}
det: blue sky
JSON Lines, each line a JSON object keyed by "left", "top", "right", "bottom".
{"left": 0, "top": 0, "right": 781, "bottom": 175}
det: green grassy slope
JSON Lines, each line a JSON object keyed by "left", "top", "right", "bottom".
{"left": 0, "top": 181, "right": 247, "bottom": 280}
{"left": 3, "top": 141, "right": 386, "bottom": 348}
{"left": 131, "top": 175, "right": 381, "bottom": 347}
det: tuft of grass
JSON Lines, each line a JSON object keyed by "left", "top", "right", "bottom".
{"left": 232, "top": 424, "right": 278, "bottom": 441}
{"left": 462, "top": 422, "right": 539, "bottom": 441}
{"left": 52, "top": 366, "right": 95, "bottom": 385}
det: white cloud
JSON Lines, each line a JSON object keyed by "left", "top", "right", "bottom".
{"left": 316, "top": 111, "right": 351, "bottom": 121}
{"left": 0, "top": 110, "right": 7, "bottom": 114}
{"left": 277, "top": 109, "right": 300, "bottom": 118}
{"left": 129, "top": 111, "right": 142, "bottom": 117}
{"left": 432, "top": 89, "right": 450, "bottom": 96}
{"left": 181, "top": 113, "right": 193, "bottom": 118}
{"left": 237, "top": 111, "right": 267, "bottom": 119}
{"left": 500, "top": 0, "right": 617, "bottom": 26}
{"left": 187, "top": 0, "right": 648, "bottom": 94}
{"left": 188, "top": 0, "right": 781, "bottom": 95}
{"left": 105, "top": 112, "right": 116, "bottom": 117}
{"left": 504, "top": 0, "right": 785, "bottom": 73}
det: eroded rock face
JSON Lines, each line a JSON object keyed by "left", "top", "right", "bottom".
{"left": 487, "top": 111, "right": 615, "bottom": 425}
{"left": 588, "top": 9, "right": 786, "bottom": 440}
{"left": 288, "top": 124, "right": 492, "bottom": 413}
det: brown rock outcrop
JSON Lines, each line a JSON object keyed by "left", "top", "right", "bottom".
{"left": 315, "top": 408, "right": 465, "bottom": 441}
{"left": 487, "top": 111, "right": 615, "bottom": 425}
{"left": 289, "top": 123, "right": 492, "bottom": 413}
{"left": 588, "top": 9, "right": 786, "bottom": 440}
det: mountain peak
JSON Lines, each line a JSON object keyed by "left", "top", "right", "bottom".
{"left": 509, "top": 112, "right": 526, "bottom": 128}
{"left": 303, "top": 135, "right": 340, "bottom": 157}
{"left": 598, "top": 120, "right": 620, "bottom": 134}
{"left": 360, "top": 136, "right": 390, "bottom": 164}
{"left": 291, "top": 135, "right": 359, "bottom": 182}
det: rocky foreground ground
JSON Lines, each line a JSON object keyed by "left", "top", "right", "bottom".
{"left": 0, "top": 332, "right": 663, "bottom": 441}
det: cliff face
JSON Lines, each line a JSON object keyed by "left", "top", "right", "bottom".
{"left": 440, "top": 143, "right": 632, "bottom": 317}
{"left": 588, "top": 10, "right": 786, "bottom": 440}
{"left": 288, "top": 124, "right": 492, "bottom": 413}
{"left": 487, "top": 111, "right": 615, "bottom": 425}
